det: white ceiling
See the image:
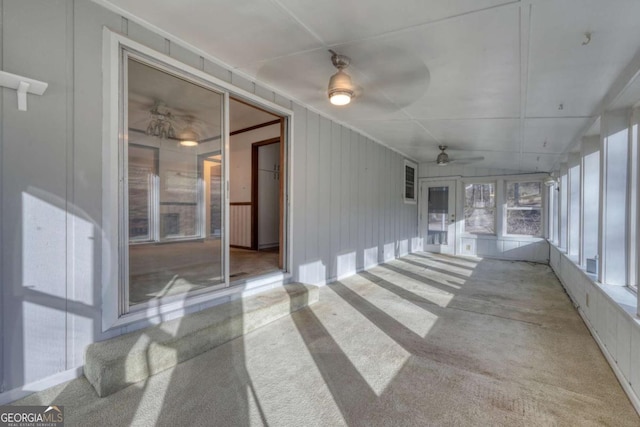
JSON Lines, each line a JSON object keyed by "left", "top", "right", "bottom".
{"left": 104, "top": 0, "right": 640, "bottom": 172}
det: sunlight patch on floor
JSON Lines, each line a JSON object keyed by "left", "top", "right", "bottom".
{"left": 351, "top": 276, "right": 439, "bottom": 338}
{"left": 367, "top": 269, "right": 456, "bottom": 307}
{"left": 312, "top": 290, "right": 410, "bottom": 396}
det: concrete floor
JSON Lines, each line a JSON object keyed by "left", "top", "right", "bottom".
{"left": 16, "top": 253, "right": 639, "bottom": 426}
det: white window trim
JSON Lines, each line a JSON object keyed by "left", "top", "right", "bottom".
{"left": 503, "top": 180, "right": 544, "bottom": 238}
{"left": 102, "top": 28, "right": 294, "bottom": 332}
{"left": 404, "top": 159, "right": 418, "bottom": 204}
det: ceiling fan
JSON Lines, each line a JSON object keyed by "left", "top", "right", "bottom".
{"left": 429, "top": 145, "right": 484, "bottom": 166}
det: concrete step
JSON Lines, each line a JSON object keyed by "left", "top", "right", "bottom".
{"left": 85, "top": 283, "right": 318, "bottom": 397}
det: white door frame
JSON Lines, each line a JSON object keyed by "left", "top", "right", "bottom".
{"left": 419, "top": 178, "right": 458, "bottom": 255}
{"left": 101, "top": 28, "right": 294, "bottom": 331}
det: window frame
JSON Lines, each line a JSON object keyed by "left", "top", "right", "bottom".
{"left": 503, "top": 180, "right": 544, "bottom": 238}
{"left": 462, "top": 180, "right": 497, "bottom": 236}
{"left": 404, "top": 159, "right": 418, "bottom": 204}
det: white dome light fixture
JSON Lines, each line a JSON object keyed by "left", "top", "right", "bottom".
{"left": 328, "top": 50, "right": 354, "bottom": 106}
{"left": 179, "top": 120, "right": 200, "bottom": 147}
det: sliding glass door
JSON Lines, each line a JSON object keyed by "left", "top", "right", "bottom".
{"left": 123, "top": 52, "right": 226, "bottom": 309}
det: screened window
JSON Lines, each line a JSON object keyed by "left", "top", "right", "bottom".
{"left": 464, "top": 183, "right": 495, "bottom": 234}
{"left": 404, "top": 160, "right": 417, "bottom": 203}
{"left": 506, "top": 182, "right": 542, "bottom": 236}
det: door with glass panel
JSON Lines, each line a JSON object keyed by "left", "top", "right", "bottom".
{"left": 421, "top": 181, "right": 456, "bottom": 255}
{"left": 124, "top": 53, "right": 226, "bottom": 310}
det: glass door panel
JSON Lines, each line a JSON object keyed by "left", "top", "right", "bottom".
{"left": 125, "top": 55, "right": 225, "bottom": 307}
{"left": 427, "top": 186, "right": 449, "bottom": 245}
{"left": 422, "top": 180, "right": 456, "bottom": 254}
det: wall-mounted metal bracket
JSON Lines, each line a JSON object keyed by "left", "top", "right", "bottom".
{"left": 0, "top": 70, "right": 48, "bottom": 111}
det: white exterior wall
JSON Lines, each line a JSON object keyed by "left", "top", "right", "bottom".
{"left": 0, "top": 1, "right": 418, "bottom": 398}
{"left": 293, "top": 110, "right": 418, "bottom": 284}
{"left": 419, "top": 166, "right": 549, "bottom": 263}
{"left": 550, "top": 246, "right": 640, "bottom": 413}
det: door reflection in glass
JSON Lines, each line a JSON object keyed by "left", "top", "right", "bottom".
{"left": 126, "top": 56, "right": 224, "bottom": 306}
{"left": 427, "top": 186, "right": 449, "bottom": 245}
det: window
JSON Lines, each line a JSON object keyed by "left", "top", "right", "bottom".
{"left": 568, "top": 161, "right": 581, "bottom": 256}
{"left": 128, "top": 144, "right": 158, "bottom": 242}
{"left": 464, "top": 183, "right": 495, "bottom": 234}
{"left": 602, "top": 122, "right": 629, "bottom": 286}
{"left": 581, "top": 137, "right": 600, "bottom": 270}
{"left": 506, "top": 182, "right": 542, "bottom": 236}
{"left": 404, "top": 160, "right": 417, "bottom": 203}
{"left": 630, "top": 117, "right": 638, "bottom": 289}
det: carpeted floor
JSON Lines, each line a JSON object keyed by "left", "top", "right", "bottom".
{"left": 129, "top": 241, "right": 279, "bottom": 304}
{"left": 15, "top": 253, "right": 639, "bottom": 426}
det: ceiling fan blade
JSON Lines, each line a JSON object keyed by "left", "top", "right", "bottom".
{"left": 448, "top": 156, "right": 485, "bottom": 164}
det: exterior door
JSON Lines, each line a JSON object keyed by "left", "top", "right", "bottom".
{"left": 421, "top": 180, "right": 456, "bottom": 254}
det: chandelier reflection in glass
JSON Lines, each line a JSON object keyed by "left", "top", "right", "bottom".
{"left": 145, "top": 101, "right": 176, "bottom": 139}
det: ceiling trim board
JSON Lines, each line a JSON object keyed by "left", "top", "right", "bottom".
{"left": 237, "top": 0, "right": 523, "bottom": 71}
{"left": 518, "top": 2, "right": 533, "bottom": 170}
{"left": 269, "top": 0, "right": 326, "bottom": 45}
{"left": 525, "top": 116, "right": 592, "bottom": 120}
{"left": 324, "top": 0, "right": 522, "bottom": 51}
{"left": 413, "top": 120, "right": 443, "bottom": 146}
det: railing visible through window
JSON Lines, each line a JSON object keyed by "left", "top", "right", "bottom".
{"left": 464, "top": 183, "right": 495, "bottom": 234}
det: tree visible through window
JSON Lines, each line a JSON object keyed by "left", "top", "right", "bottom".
{"left": 506, "top": 182, "right": 542, "bottom": 236}
{"left": 464, "top": 183, "right": 495, "bottom": 234}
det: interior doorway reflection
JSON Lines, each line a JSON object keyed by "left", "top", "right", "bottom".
{"left": 125, "top": 55, "right": 225, "bottom": 307}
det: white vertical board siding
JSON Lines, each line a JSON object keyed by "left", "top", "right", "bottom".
{"left": 0, "top": 0, "right": 4, "bottom": 394}
{"left": 303, "top": 111, "right": 320, "bottom": 283}
{"left": 349, "top": 130, "right": 359, "bottom": 270}
{"left": 291, "top": 104, "right": 307, "bottom": 286}
{"left": 2, "top": 0, "right": 70, "bottom": 391}
{"left": 229, "top": 205, "right": 251, "bottom": 247}
{"left": 289, "top": 108, "right": 418, "bottom": 285}
{"left": 550, "top": 245, "right": 640, "bottom": 413}
{"left": 318, "top": 117, "right": 332, "bottom": 279}
{"left": 329, "top": 122, "right": 342, "bottom": 280}
{"left": 357, "top": 134, "right": 367, "bottom": 270}
{"left": 0, "top": 0, "right": 419, "bottom": 395}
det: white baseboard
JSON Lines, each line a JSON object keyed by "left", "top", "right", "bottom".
{"left": 0, "top": 366, "right": 84, "bottom": 405}
{"left": 552, "top": 265, "right": 640, "bottom": 416}
{"left": 576, "top": 307, "right": 640, "bottom": 415}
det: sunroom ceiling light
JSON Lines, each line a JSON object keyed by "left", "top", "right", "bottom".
{"left": 328, "top": 50, "right": 354, "bottom": 106}
{"left": 179, "top": 123, "right": 200, "bottom": 147}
